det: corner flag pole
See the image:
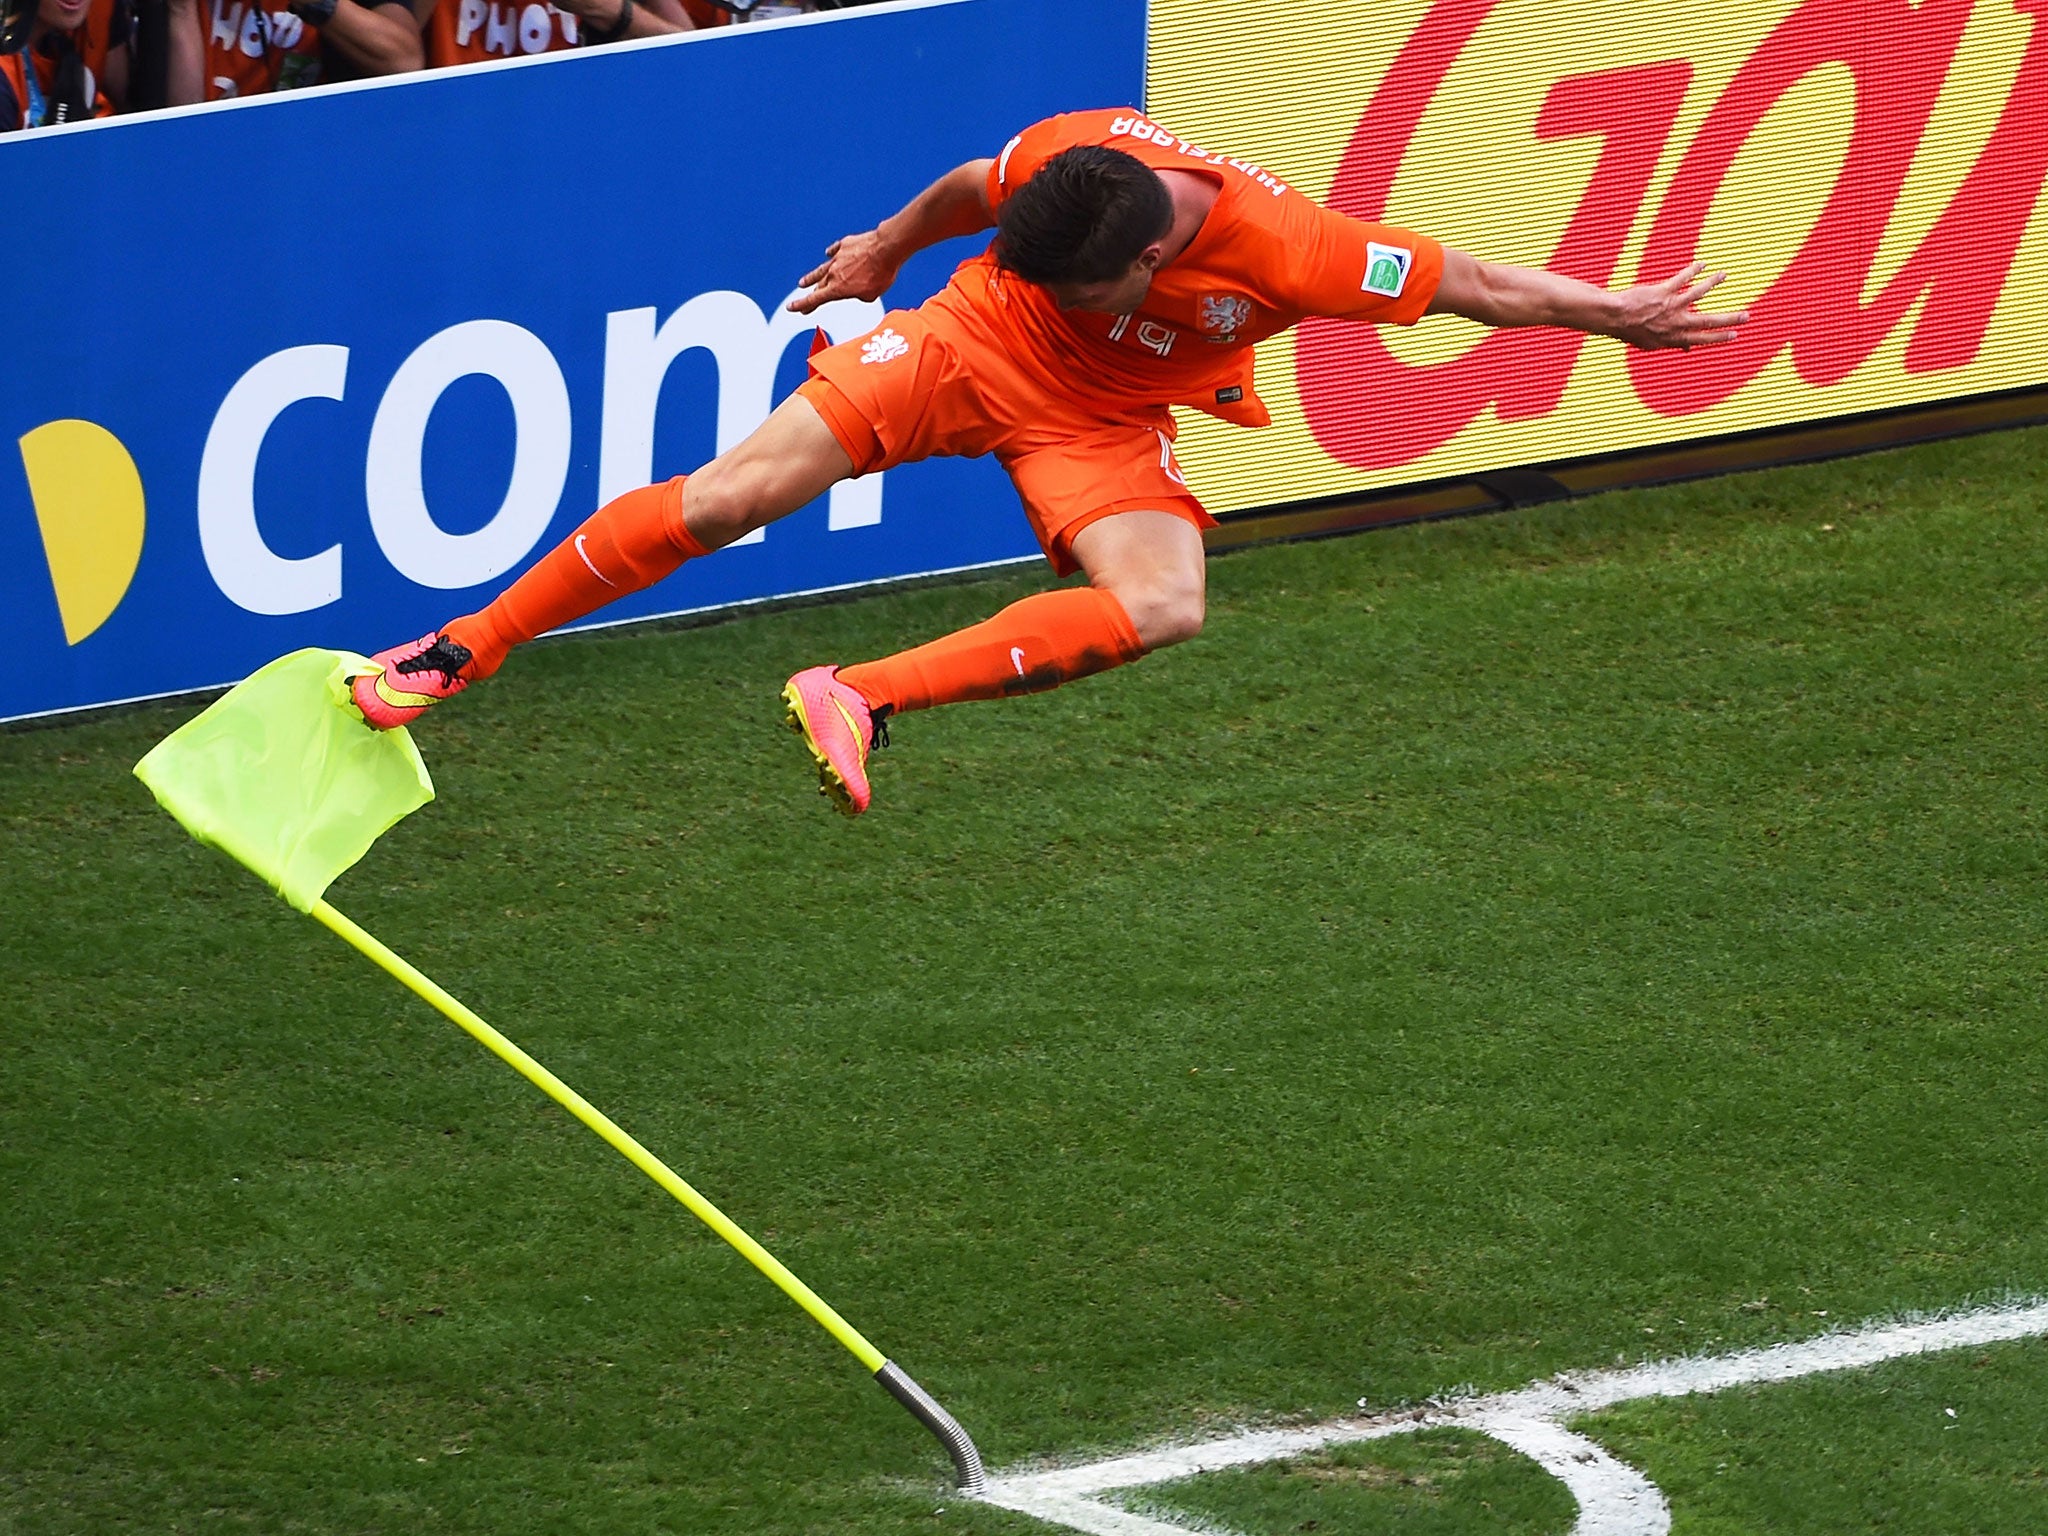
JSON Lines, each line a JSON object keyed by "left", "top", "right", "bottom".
{"left": 308, "top": 897, "right": 987, "bottom": 1495}
{"left": 133, "top": 651, "right": 983, "bottom": 1493}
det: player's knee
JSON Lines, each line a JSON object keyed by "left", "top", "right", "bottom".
{"left": 680, "top": 458, "right": 768, "bottom": 549}
{"left": 1121, "top": 579, "right": 1205, "bottom": 651}
{"left": 1152, "top": 587, "right": 1206, "bottom": 649}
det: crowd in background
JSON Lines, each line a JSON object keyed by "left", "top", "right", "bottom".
{"left": 0, "top": 0, "right": 878, "bottom": 128}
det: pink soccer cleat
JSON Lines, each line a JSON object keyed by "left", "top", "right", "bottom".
{"left": 351, "top": 632, "right": 475, "bottom": 729}
{"left": 781, "top": 665, "right": 890, "bottom": 816}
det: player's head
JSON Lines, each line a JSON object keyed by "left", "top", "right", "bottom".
{"left": 995, "top": 145, "right": 1174, "bottom": 314}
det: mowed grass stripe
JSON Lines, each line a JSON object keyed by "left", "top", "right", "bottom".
{"left": 1, "top": 425, "right": 2043, "bottom": 1533}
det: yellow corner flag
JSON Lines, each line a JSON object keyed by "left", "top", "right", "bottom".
{"left": 131, "top": 651, "right": 986, "bottom": 1493}
{"left": 135, "top": 648, "right": 432, "bottom": 912}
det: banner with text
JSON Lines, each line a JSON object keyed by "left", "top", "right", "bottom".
{"left": 0, "top": 0, "right": 1145, "bottom": 721}
{"left": 1148, "top": 0, "right": 2048, "bottom": 514}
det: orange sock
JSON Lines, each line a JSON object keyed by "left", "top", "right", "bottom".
{"left": 838, "top": 586, "right": 1146, "bottom": 715}
{"left": 443, "top": 477, "right": 706, "bottom": 678}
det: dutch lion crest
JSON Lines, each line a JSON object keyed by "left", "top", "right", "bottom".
{"left": 1200, "top": 294, "right": 1252, "bottom": 338}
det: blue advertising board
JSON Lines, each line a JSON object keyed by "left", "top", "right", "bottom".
{"left": 0, "top": 0, "right": 1146, "bottom": 721}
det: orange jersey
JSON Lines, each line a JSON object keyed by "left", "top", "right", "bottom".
{"left": 423, "top": 0, "right": 577, "bottom": 67}
{"left": 200, "top": 0, "right": 322, "bottom": 97}
{"left": 952, "top": 107, "right": 1444, "bottom": 427}
{"left": 72, "top": 0, "right": 130, "bottom": 83}
{"left": 0, "top": 23, "right": 118, "bottom": 126}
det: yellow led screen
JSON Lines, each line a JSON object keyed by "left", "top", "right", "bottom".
{"left": 1147, "top": 0, "right": 2048, "bottom": 514}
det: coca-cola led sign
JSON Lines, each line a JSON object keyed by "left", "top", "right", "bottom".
{"left": 1149, "top": 0, "right": 2048, "bottom": 513}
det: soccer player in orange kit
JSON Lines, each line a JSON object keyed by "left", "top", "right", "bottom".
{"left": 353, "top": 107, "right": 1747, "bottom": 814}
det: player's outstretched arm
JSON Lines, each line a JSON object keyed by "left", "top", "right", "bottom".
{"left": 788, "top": 158, "right": 997, "bottom": 314}
{"left": 1429, "top": 251, "right": 1749, "bottom": 351}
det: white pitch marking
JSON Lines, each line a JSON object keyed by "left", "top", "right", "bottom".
{"left": 977, "top": 1297, "right": 2048, "bottom": 1536}
{"left": 1471, "top": 1416, "right": 1669, "bottom": 1536}
{"left": 981, "top": 1492, "right": 1194, "bottom": 1536}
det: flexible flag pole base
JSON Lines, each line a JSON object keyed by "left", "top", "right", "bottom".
{"left": 876, "top": 1361, "right": 987, "bottom": 1495}
{"left": 307, "top": 897, "right": 987, "bottom": 1490}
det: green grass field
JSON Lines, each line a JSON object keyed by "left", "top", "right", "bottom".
{"left": 1134, "top": 1430, "right": 1577, "bottom": 1533}
{"left": 5, "top": 425, "right": 2048, "bottom": 1534}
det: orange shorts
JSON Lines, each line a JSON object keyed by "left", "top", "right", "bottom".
{"left": 800, "top": 299, "right": 1214, "bottom": 577}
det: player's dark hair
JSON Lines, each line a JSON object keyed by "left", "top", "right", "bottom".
{"left": 994, "top": 146, "right": 1174, "bottom": 286}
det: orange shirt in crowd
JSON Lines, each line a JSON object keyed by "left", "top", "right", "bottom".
{"left": 422, "top": 0, "right": 577, "bottom": 66}
{"left": 0, "top": 48, "right": 103, "bottom": 125}
{"left": 950, "top": 107, "right": 1445, "bottom": 427}
{"left": 422, "top": 0, "right": 725, "bottom": 72}
{"left": 0, "top": 0, "right": 125, "bottom": 127}
{"left": 69, "top": 0, "right": 127, "bottom": 77}
{"left": 198, "top": 0, "right": 322, "bottom": 96}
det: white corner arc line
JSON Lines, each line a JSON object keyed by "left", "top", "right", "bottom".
{"left": 981, "top": 1493, "right": 1200, "bottom": 1536}
{"left": 1471, "top": 1416, "right": 1669, "bottom": 1536}
{"left": 976, "top": 1297, "right": 2048, "bottom": 1536}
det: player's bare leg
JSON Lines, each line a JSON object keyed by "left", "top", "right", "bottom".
{"left": 794, "top": 509, "right": 1203, "bottom": 815}
{"left": 354, "top": 397, "right": 853, "bottom": 727}
{"left": 679, "top": 394, "right": 857, "bottom": 550}
{"left": 1065, "top": 510, "right": 1206, "bottom": 651}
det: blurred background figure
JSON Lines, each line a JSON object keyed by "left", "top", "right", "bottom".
{"left": 0, "top": 0, "right": 897, "bottom": 124}
{"left": 0, "top": 0, "right": 128, "bottom": 128}
{"left": 418, "top": 0, "right": 707, "bottom": 70}
{"left": 163, "top": 0, "right": 420, "bottom": 101}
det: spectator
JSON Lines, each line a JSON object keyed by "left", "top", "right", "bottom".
{"left": 306, "top": 0, "right": 423, "bottom": 81}
{"left": 164, "top": 0, "right": 419, "bottom": 101}
{"left": 78, "top": 0, "right": 124, "bottom": 97}
{"left": 0, "top": 0, "right": 128, "bottom": 128}
{"left": 417, "top": 0, "right": 687, "bottom": 71}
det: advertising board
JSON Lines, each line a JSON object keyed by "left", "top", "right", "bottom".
{"left": 1148, "top": 0, "right": 2048, "bottom": 517}
{"left": 1, "top": 0, "right": 1146, "bottom": 721}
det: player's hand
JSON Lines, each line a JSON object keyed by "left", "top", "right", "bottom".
{"left": 1612, "top": 261, "right": 1749, "bottom": 351}
{"left": 788, "top": 229, "right": 902, "bottom": 314}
